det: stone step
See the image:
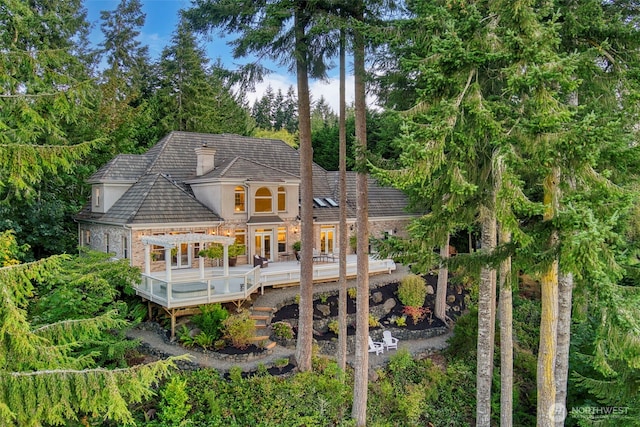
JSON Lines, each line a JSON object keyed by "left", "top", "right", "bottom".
{"left": 250, "top": 335, "right": 271, "bottom": 342}
{"left": 264, "top": 341, "right": 277, "bottom": 350}
{"left": 250, "top": 314, "right": 270, "bottom": 322}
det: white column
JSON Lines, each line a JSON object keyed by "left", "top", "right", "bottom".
{"left": 144, "top": 245, "right": 151, "bottom": 276}
{"left": 165, "top": 247, "right": 172, "bottom": 282}
{"left": 223, "top": 244, "right": 229, "bottom": 292}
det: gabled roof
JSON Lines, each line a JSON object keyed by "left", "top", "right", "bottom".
{"left": 89, "top": 154, "right": 151, "bottom": 183}
{"left": 81, "top": 131, "right": 415, "bottom": 225}
{"left": 78, "top": 174, "right": 221, "bottom": 224}
{"left": 190, "top": 156, "right": 299, "bottom": 182}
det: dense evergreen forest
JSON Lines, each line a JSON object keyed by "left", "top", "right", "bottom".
{"left": 1, "top": 0, "right": 639, "bottom": 426}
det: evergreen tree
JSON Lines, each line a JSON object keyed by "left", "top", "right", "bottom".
{"left": 0, "top": 0, "right": 98, "bottom": 201}
{"left": 0, "top": 250, "right": 179, "bottom": 425}
{"left": 283, "top": 85, "right": 299, "bottom": 133}
{"left": 156, "top": 18, "right": 252, "bottom": 135}
{"left": 252, "top": 85, "right": 276, "bottom": 129}
{"left": 95, "top": 0, "right": 157, "bottom": 156}
{"left": 185, "top": 0, "right": 337, "bottom": 372}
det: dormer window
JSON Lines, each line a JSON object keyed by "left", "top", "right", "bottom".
{"left": 278, "top": 186, "right": 286, "bottom": 211}
{"left": 255, "top": 187, "right": 273, "bottom": 213}
{"left": 94, "top": 187, "right": 101, "bottom": 207}
{"left": 234, "top": 186, "right": 245, "bottom": 212}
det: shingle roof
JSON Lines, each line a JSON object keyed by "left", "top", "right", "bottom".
{"left": 82, "top": 131, "right": 414, "bottom": 225}
{"left": 193, "top": 156, "right": 299, "bottom": 182}
{"left": 99, "top": 174, "right": 221, "bottom": 224}
{"left": 89, "top": 154, "right": 151, "bottom": 182}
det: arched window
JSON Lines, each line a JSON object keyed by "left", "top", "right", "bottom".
{"left": 234, "top": 186, "right": 245, "bottom": 212}
{"left": 278, "top": 186, "right": 286, "bottom": 211}
{"left": 255, "top": 187, "right": 273, "bottom": 212}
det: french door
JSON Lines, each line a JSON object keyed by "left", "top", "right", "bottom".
{"left": 171, "top": 242, "right": 191, "bottom": 269}
{"left": 254, "top": 229, "right": 274, "bottom": 260}
{"left": 320, "top": 226, "right": 335, "bottom": 254}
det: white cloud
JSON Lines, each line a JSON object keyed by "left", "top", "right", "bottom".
{"left": 244, "top": 74, "right": 295, "bottom": 107}
{"left": 245, "top": 73, "right": 379, "bottom": 114}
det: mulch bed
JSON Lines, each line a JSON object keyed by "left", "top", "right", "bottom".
{"left": 271, "top": 273, "right": 467, "bottom": 340}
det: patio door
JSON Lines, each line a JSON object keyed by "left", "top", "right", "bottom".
{"left": 320, "top": 226, "right": 335, "bottom": 254}
{"left": 254, "top": 229, "right": 273, "bottom": 260}
{"left": 171, "top": 242, "right": 191, "bottom": 269}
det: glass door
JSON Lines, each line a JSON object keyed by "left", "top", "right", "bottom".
{"left": 320, "top": 226, "right": 335, "bottom": 254}
{"left": 171, "top": 242, "right": 191, "bottom": 269}
{"left": 254, "top": 229, "right": 273, "bottom": 260}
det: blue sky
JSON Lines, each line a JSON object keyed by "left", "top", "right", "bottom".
{"left": 83, "top": 0, "right": 357, "bottom": 111}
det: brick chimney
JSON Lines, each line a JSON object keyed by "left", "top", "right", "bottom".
{"left": 195, "top": 144, "right": 216, "bottom": 176}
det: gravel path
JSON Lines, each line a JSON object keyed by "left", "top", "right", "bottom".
{"left": 126, "top": 264, "right": 453, "bottom": 373}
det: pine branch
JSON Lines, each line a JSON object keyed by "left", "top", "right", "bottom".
{"left": 0, "top": 357, "right": 187, "bottom": 426}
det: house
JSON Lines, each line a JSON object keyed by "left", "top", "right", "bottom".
{"left": 76, "top": 131, "right": 416, "bottom": 270}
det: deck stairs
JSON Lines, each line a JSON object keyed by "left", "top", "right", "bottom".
{"left": 249, "top": 306, "right": 277, "bottom": 350}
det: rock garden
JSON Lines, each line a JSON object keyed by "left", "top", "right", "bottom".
{"left": 269, "top": 273, "right": 468, "bottom": 355}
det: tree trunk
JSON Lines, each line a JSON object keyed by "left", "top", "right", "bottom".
{"left": 351, "top": 4, "right": 369, "bottom": 424}
{"left": 554, "top": 272, "right": 572, "bottom": 426}
{"left": 337, "top": 27, "right": 348, "bottom": 372}
{"left": 435, "top": 234, "right": 449, "bottom": 325}
{"left": 554, "top": 91, "right": 577, "bottom": 426}
{"left": 537, "top": 167, "right": 560, "bottom": 426}
{"left": 500, "top": 227, "right": 513, "bottom": 427}
{"left": 476, "top": 206, "right": 497, "bottom": 427}
{"left": 293, "top": 7, "right": 313, "bottom": 372}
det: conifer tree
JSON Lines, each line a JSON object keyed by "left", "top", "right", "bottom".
{"left": 185, "top": 0, "right": 337, "bottom": 372}
{"left": 156, "top": 18, "right": 252, "bottom": 135}
{"left": 0, "top": 251, "right": 179, "bottom": 425}
{"left": 0, "top": 0, "right": 98, "bottom": 201}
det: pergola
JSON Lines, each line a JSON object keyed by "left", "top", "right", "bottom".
{"left": 140, "top": 233, "right": 236, "bottom": 281}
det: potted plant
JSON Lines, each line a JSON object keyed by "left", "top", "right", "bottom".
{"left": 292, "top": 241, "right": 301, "bottom": 261}
{"left": 198, "top": 243, "right": 245, "bottom": 267}
{"left": 198, "top": 244, "right": 223, "bottom": 266}
{"left": 227, "top": 244, "right": 245, "bottom": 267}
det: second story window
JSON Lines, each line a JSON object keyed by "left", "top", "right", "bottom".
{"left": 255, "top": 187, "right": 273, "bottom": 212}
{"left": 234, "top": 186, "right": 245, "bottom": 212}
{"left": 94, "top": 187, "right": 101, "bottom": 207}
{"left": 278, "top": 186, "right": 286, "bottom": 211}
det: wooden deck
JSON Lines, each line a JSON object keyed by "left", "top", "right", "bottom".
{"left": 135, "top": 254, "right": 396, "bottom": 309}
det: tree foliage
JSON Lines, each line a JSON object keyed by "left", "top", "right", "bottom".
{"left": 0, "top": 248, "right": 180, "bottom": 426}
{"left": 0, "top": 0, "right": 100, "bottom": 201}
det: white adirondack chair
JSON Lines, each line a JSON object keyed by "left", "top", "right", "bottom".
{"left": 368, "top": 336, "right": 384, "bottom": 355}
{"left": 382, "top": 330, "right": 399, "bottom": 350}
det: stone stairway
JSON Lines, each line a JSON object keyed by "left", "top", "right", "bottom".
{"left": 249, "top": 306, "right": 277, "bottom": 350}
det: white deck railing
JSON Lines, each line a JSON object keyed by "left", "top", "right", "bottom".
{"left": 137, "top": 266, "right": 262, "bottom": 309}
{"left": 135, "top": 256, "right": 396, "bottom": 309}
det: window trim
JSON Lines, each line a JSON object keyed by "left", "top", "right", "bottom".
{"left": 234, "top": 186, "right": 246, "bottom": 212}
{"left": 278, "top": 186, "right": 286, "bottom": 212}
{"left": 254, "top": 187, "right": 273, "bottom": 213}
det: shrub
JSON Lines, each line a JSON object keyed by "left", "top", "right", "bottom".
{"left": 347, "top": 287, "right": 357, "bottom": 299}
{"left": 390, "top": 315, "right": 407, "bottom": 327}
{"left": 192, "top": 303, "right": 229, "bottom": 341}
{"left": 158, "top": 377, "right": 191, "bottom": 425}
{"left": 317, "top": 292, "right": 330, "bottom": 304}
{"left": 398, "top": 274, "right": 427, "bottom": 307}
{"left": 368, "top": 313, "right": 381, "bottom": 327}
{"left": 177, "top": 325, "right": 195, "bottom": 348}
{"left": 271, "top": 321, "right": 294, "bottom": 340}
{"left": 194, "top": 331, "right": 214, "bottom": 350}
{"left": 327, "top": 319, "right": 339, "bottom": 334}
{"left": 222, "top": 310, "right": 256, "bottom": 349}
{"left": 402, "top": 305, "right": 430, "bottom": 324}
